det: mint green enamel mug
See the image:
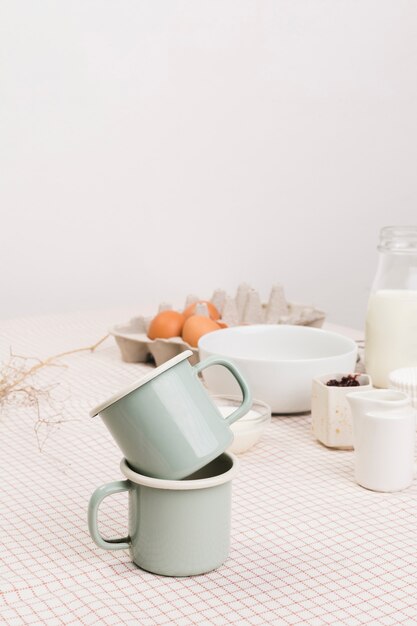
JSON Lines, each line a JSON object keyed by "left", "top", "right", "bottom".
{"left": 88, "top": 453, "right": 238, "bottom": 577}
{"left": 90, "top": 350, "right": 251, "bottom": 479}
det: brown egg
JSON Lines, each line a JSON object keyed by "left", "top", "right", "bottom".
{"left": 216, "top": 320, "right": 228, "bottom": 329}
{"left": 182, "top": 315, "right": 221, "bottom": 347}
{"left": 147, "top": 310, "right": 185, "bottom": 340}
{"left": 183, "top": 300, "right": 220, "bottom": 320}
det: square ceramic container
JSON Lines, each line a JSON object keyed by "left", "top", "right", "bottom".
{"left": 311, "top": 373, "right": 372, "bottom": 449}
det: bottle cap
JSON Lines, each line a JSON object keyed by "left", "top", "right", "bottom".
{"left": 379, "top": 226, "right": 417, "bottom": 252}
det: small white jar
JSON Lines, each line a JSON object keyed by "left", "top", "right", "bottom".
{"left": 311, "top": 373, "right": 373, "bottom": 449}
{"left": 388, "top": 367, "right": 417, "bottom": 409}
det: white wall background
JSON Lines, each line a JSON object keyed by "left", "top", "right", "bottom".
{"left": 1, "top": 0, "right": 416, "bottom": 328}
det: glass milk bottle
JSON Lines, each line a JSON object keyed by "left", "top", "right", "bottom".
{"left": 365, "top": 226, "right": 417, "bottom": 388}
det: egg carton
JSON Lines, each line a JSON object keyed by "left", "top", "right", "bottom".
{"left": 111, "top": 316, "right": 199, "bottom": 367}
{"left": 111, "top": 284, "right": 325, "bottom": 366}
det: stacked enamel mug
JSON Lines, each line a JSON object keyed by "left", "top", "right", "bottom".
{"left": 88, "top": 350, "right": 252, "bottom": 576}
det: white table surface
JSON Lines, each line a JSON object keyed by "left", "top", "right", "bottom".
{"left": 1, "top": 309, "right": 416, "bottom": 626}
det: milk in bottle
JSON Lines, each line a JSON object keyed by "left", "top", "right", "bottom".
{"left": 365, "top": 226, "right": 417, "bottom": 388}
{"left": 366, "top": 290, "right": 417, "bottom": 387}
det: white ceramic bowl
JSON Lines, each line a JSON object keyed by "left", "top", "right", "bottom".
{"left": 210, "top": 395, "right": 271, "bottom": 454}
{"left": 199, "top": 325, "right": 358, "bottom": 413}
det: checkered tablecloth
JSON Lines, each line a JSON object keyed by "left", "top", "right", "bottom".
{"left": 1, "top": 310, "right": 417, "bottom": 626}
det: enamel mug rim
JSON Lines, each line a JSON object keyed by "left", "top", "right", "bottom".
{"left": 120, "top": 454, "right": 239, "bottom": 490}
{"left": 90, "top": 350, "right": 193, "bottom": 417}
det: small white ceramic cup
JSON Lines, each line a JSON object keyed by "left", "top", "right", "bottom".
{"left": 347, "top": 390, "right": 417, "bottom": 492}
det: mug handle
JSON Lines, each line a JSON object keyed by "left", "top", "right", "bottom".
{"left": 88, "top": 480, "right": 130, "bottom": 551}
{"left": 194, "top": 356, "right": 252, "bottom": 425}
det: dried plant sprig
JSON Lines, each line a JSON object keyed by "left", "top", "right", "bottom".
{"left": 0, "top": 334, "right": 109, "bottom": 401}
{"left": 0, "top": 334, "right": 109, "bottom": 450}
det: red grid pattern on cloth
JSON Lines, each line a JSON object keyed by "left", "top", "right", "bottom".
{"left": 1, "top": 310, "right": 417, "bottom": 625}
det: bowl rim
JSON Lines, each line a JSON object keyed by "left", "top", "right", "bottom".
{"left": 210, "top": 394, "right": 272, "bottom": 423}
{"left": 198, "top": 324, "right": 357, "bottom": 364}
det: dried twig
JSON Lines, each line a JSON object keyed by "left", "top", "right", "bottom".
{"left": 0, "top": 334, "right": 109, "bottom": 450}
